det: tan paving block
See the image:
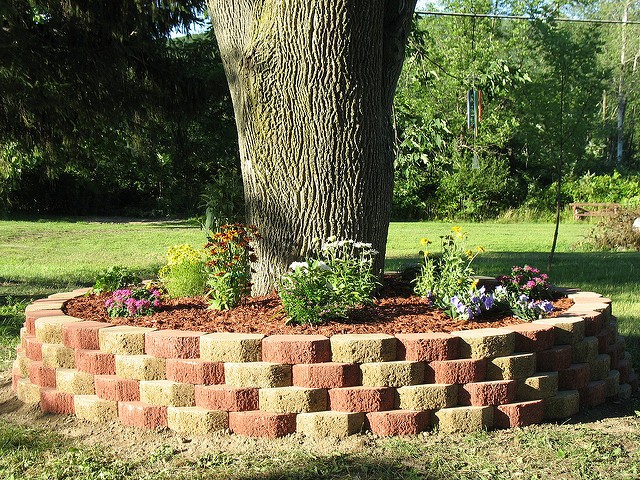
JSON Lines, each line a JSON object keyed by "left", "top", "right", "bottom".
{"left": 452, "top": 329, "right": 515, "bottom": 359}
{"left": 224, "top": 362, "right": 291, "bottom": 388}
{"left": 618, "top": 383, "right": 632, "bottom": 400}
{"left": 25, "top": 300, "right": 65, "bottom": 312}
{"left": 74, "top": 395, "right": 118, "bottom": 422}
{"left": 16, "top": 378, "right": 41, "bottom": 404}
{"left": 99, "top": 326, "right": 156, "bottom": 355}
{"left": 296, "top": 411, "right": 364, "bottom": 437}
{"left": 486, "top": 353, "right": 536, "bottom": 380}
{"left": 434, "top": 406, "right": 493, "bottom": 434}
{"left": 55, "top": 368, "right": 95, "bottom": 395}
{"left": 115, "top": 355, "right": 166, "bottom": 381}
{"left": 35, "top": 316, "right": 83, "bottom": 344}
{"left": 41, "top": 343, "right": 75, "bottom": 368}
{"left": 259, "top": 386, "right": 327, "bottom": 413}
{"left": 330, "top": 334, "right": 396, "bottom": 363}
{"left": 605, "top": 370, "right": 620, "bottom": 397}
{"left": 533, "top": 317, "right": 585, "bottom": 345}
{"left": 139, "top": 380, "right": 195, "bottom": 407}
{"left": 517, "top": 373, "right": 559, "bottom": 400}
{"left": 589, "top": 354, "right": 611, "bottom": 381}
{"left": 396, "top": 384, "right": 458, "bottom": 410}
{"left": 572, "top": 337, "right": 599, "bottom": 363}
{"left": 544, "top": 390, "right": 580, "bottom": 419}
{"left": 199, "top": 333, "right": 264, "bottom": 362}
{"left": 167, "top": 407, "right": 228, "bottom": 435}
{"left": 360, "top": 361, "right": 424, "bottom": 387}
{"left": 16, "top": 350, "right": 30, "bottom": 377}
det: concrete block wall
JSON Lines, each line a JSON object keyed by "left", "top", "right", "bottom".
{"left": 12, "top": 287, "right": 638, "bottom": 438}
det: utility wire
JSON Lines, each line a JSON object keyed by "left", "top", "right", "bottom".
{"left": 415, "top": 10, "right": 640, "bottom": 25}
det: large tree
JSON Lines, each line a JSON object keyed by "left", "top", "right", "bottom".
{"left": 207, "top": 0, "right": 417, "bottom": 293}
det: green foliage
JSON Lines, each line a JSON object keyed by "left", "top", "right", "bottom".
{"left": 205, "top": 224, "right": 259, "bottom": 310}
{"left": 92, "top": 266, "right": 141, "bottom": 294}
{"left": 580, "top": 208, "right": 640, "bottom": 251}
{"left": 200, "top": 167, "right": 245, "bottom": 231}
{"left": 562, "top": 171, "right": 640, "bottom": 207}
{"left": 278, "top": 239, "right": 378, "bottom": 325}
{"left": 159, "top": 244, "right": 207, "bottom": 297}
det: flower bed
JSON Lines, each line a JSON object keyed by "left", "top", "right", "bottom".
{"left": 12, "top": 286, "right": 638, "bottom": 438}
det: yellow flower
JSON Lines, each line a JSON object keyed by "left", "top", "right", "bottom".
{"left": 476, "top": 245, "right": 485, "bottom": 253}
{"left": 466, "top": 249, "right": 474, "bottom": 258}
{"left": 451, "top": 226, "right": 462, "bottom": 233}
{"left": 471, "top": 279, "right": 479, "bottom": 289}
{"left": 420, "top": 237, "right": 432, "bottom": 246}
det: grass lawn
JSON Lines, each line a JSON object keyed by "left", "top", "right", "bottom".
{"left": 1, "top": 217, "right": 639, "bottom": 479}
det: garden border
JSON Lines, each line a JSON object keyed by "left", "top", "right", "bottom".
{"left": 11, "top": 286, "right": 638, "bottom": 438}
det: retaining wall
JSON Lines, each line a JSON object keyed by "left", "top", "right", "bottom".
{"left": 12, "top": 288, "right": 638, "bottom": 438}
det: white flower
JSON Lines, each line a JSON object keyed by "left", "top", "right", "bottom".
{"left": 289, "top": 261, "right": 309, "bottom": 271}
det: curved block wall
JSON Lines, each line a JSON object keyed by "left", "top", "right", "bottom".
{"left": 11, "top": 287, "right": 638, "bottom": 438}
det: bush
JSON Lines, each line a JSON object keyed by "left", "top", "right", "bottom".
{"left": 159, "top": 244, "right": 207, "bottom": 298}
{"left": 579, "top": 209, "right": 640, "bottom": 251}
{"left": 92, "top": 266, "right": 141, "bottom": 294}
{"left": 105, "top": 287, "right": 162, "bottom": 317}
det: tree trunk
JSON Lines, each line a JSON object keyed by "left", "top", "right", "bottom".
{"left": 207, "top": 0, "right": 416, "bottom": 294}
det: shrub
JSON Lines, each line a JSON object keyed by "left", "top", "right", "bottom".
{"left": 278, "top": 238, "right": 378, "bottom": 325}
{"left": 159, "top": 244, "right": 207, "bottom": 298}
{"left": 579, "top": 209, "right": 640, "bottom": 251}
{"left": 105, "top": 287, "right": 162, "bottom": 318}
{"left": 494, "top": 265, "right": 554, "bottom": 321}
{"left": 92, "top": 266, "right": 141, "bottom": 294}
{"left": 205, "top": 224, "right": 260, "bottom": 310}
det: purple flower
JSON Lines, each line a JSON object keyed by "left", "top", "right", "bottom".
{"left": 483, "top": 294, "right": 494, "bottom": 310}
{"left": 539, "top": 300, "right": 554, "bottom": 313}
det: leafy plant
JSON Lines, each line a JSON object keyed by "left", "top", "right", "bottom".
{"left": 158, "top": 244, "right": 207, "bottom": 297}
{"left": 493, "top": 286, "right": 555, "bottom": 321}
{"left": 205, "top": 224, "right": 260, "bottom": 310}
{"left": 105, "top": 287, "right": 162, "bottom": 318}
{"left": 92, "top": 266, "right": 141, "bottom": 294}
{"left": 278, "top": 238, "right": 379, "bottom": 325}
{"left": 579, "top": 209, "right": 640, "bottom": 251}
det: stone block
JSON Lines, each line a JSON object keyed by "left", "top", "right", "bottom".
{"left": 74, "top": 395, "right": 118, "bottom": 423}
{"left": 11, "top": 368, "right": 20, "bottom": 393}
{"left": 558, "top": 363, "right": 590, "bottom": 390}
{"left": 139, "top": 380, "right": 195, "bottom": 407}
{"left": 517, "top": 373, "right": 558, "bottom": 400}
{"left": 167, "top": 407, "right": 228, "bottom": 435}
{"left": 26, "top": 300, "right": 65, "bottom": 313}
{"left": 118, "top": 401, "right": 167, "bottom": 429}
{"left": 533, "top": 317, "right": 585, "bottom": 345}
{"left": 99, "top": 326, "right": 156, "bottom": 355}
{"left": 616, "top": 358, "right": 631, "bottom": 383}
{"left": 330, "top": 334, "right": 396, "bottom": 363}
{"left": 292, "top": 362, "right": 360, "bottom": 388}
{"left": 262, "top": 335, "right": 331, "bottom": 364}
{"left": 589, "top": 354, "right": 611, "bottom": 381}
{"left": 572, "top": 337, "right": 599, "bottom": 364}
{"left": 432, "top": 358, "right": 486, "bottom": 384}
{"left": 40, "top": 388, "right": 75, "bottom": 414}
{"left": 166, "top": 358, "right": 224, "bottom": 385}
{"left": 16, "top": 350, "right": 30, "bottom": 377}
{"left": 145, "top": 329, "right": 204, "bottom": 359}
{"left": 224, "top": 362, "right": 291, "bottom": 388}
{"left": 396, "top": 384, "right": 458, "bottom": 410}
{"left": 536, "top": 346, "right": 572, "bottom": 372}
{"left": 94, "top": 375, "right": 140, "bottom": 402}
{"left": 75, "top": 349, "right": 116, "bottom": 375}
{"left": 544, "top": 390, "right": 580, "bottom": 419}
{"left": 486, "top": 353, "right": 536, "bottom": 380}
{"left": 55, "top": 368, "right": 95, "bottom": 395}
{"left": 617, "top": 383, "right": 632, "bottom": 400}
{"left": 63, "top": 321, "right": 112, "bottom": 350}
{"left": 194, "top": 385, "right": 258, "bottom": 411}
{"left": 41, "top": 343, "right": 75, "bottom": 368}
{"left": 494, "top": 400, "right": 544, "bottom": 428}
{"left": 297, "top": 411, "right": 364, "bottom": 438}
{"left": 580, "top": 311, "right": 605, "bottom": 337}
{"left": 16, "top": 378, "right": 42, "bottom": 404}
{"left": 579, "top": 380, "right": 607, "bottom": 408}
{"left": 459, "top": 380, "right": 516, "bottom": 406}
{"left": 115, "top": 354, "right": 166, "bottom": 381}
{"left": 604, "top": 370, "right": 620, "bottom": 398}
{"left": 28, "top": 361, "right": 57, "bottom": 388}
{"left": 24, "top": 336, "right": 43, "bottom": 361}
{"left": 366, "top": 410, "right": 429, "bottom": 436}
{"left": 360, "top": 361, "right": 424, "bottom": 387}
{"left": 199, "top": 333, "right": 264, "bottom": 362}
{"left": 328, "top": 386, "right": 394, "bottom": 412}
{"left": 395, "top": 333, "right": 459, "bottom": 361}
{"left": 500, "top": 323, "right": 555, "bottom": 352}
{"left": 25, "top": 309, "right": 65, "bottom": 335}
{"left": 228, "top": 411, "right": 296, "bottom": 438}
{"left": 452, "top": 328, "right": 515, "bottom": 359}
{"left": 35, "top": 316, "right": 83, "bottom": 344}
{"left": 259, "top": 386, "right": 327, "bottom": 413}
{"left": 434, "top": 406, "right": 493, "bottom": 434}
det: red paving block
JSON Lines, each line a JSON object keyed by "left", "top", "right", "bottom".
{"left": 366, "top": 410, "right": 430, "bottom": 436}
{"left": 63, "top": 321, "right": 111, "bottom": 350}
{"left": 432, "top": 358, "right": 486, "bottom": 384}
{"left": 494, "top": 400, "right": 544, "bottom": 428}
{"left": 328, "top": 386, "right": 394, "bottom": 413}
{"left": 536, "top": 346, "right": 573, "bottom": 372}
{"left": 75, "top": 349, "right": 116, "bottom": 375}
{"left": 166, "top": 358, "right": 224, "bottom": 385}
{"left": 579, "top": 380, "right": 607, "bottom": 408}
{"left": 628, "top": 373, "right": 639, "bottom": 392}
{"left": 25, "top": 310, "right": 65, "bottom": 335}
{"left": 262, "top": 335, "right": 331, "bottom": 364}
{"left": 596, "top": 328, "right": 611, "bottom": 353}
{"left": 118, "top": 402, "right": 167, "bottom": 429}
{"left": 606, "top": 341, "right": 625, "bottom": 367}
{"left": 11, "top": 368, "right": 20, "bottom": 392}
{"left": 40, "top": 388, "right": 75, "bottom": 414}
{"left": 228, "top": 411, "right": 296, "bottom": 438}
{"left": 95, "top": 375, "right": 140, "bottom": 401}
{"left": 28, "top": 361, "right": 57, "bottom": 388}
{"left": 616, "top": 359, "right": 631, "bottom": 383}
{"left": 459, "top": 380, "right": 516, "bottom": 406}
{"left": 558, "top": 364, "right": 590, "bottom": 390}
{"left": 194, "top": 385, "right": 258, "bottom": 411}
{"left": 292, "top": 363, "right": 360, "bottom": 388}
{"left": 395, "top": 333, "right": 460, "bottom": 362}
{"left": 24, "top": 337, "right": 43, "bottom": 362}
{"left": 145, "top": 330, "right": 204, "bottom": 359}
{"left": 581, "top": 311, "right": 605, "bottom": 337}
{"left": 503, "top": 323, "right": 555, "bottom": 352}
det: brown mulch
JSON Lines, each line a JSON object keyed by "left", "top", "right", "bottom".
{"left": 63, "top": 276, "right": 573, "bottom": 336}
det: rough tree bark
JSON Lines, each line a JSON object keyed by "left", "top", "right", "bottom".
{"left": 207, "top": 0, "right": 416, "bottom": 294}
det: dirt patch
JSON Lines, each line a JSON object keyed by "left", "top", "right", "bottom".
{"left": 63, "top": 276, "right": 573, "bottom": 335}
